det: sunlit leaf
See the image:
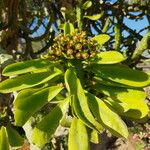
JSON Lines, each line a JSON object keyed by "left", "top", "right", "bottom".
{"left": 91, "top": 34, "right": 110, "bottom": 45}
{"left": 32, "top": 99, "right": 69, "bottom": 148}
{"left": 95, "top": 84, "right": 149, "bottom": 119}
{"left": 2, "top": 59, "right": 54, "bottom": 76}
{"left": 0, "top": 69, "right": 62, "bottom": 93}
{"left": 65, "top": 68, "right": 102, "bottom": 131}
{"left": 94, "top": 76, "right": 126, "bottom": 87}
{"left": 58, "top": 24, "right": 64, "bottom": 30}
{"left": 84, "top": 12, "right": 104, "bottom": 20}
{"left": 93, "top": 51, "right": 125, "bottom": 64}
{"left": 64, "top": 22, "right": 75, "bottom": 35}
{"left": 106, "top": 98, "right": 149, "bottom": 120}
{"left": 88, "top": 129, "right": 100, "bottom": 144}
{"left": 14, "top": 85, "right": 63, "bottom": 126}
{"left": 0, "top": 126, "right": 9, "bottom": 150}
{"left": 68, "top": 118, "right": 89, "bottom": 150}
{"left": 86, "top": 93, "right": 128, "bottom": 138}
{"left": 90, "top": 64, "right": 150, "bottom": 87}
{"left": 82, "top": 1, "right": 92, "bottom": 10}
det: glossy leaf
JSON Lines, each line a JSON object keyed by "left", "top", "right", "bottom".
{"left": 64, "top": 22, "right": 74, "bottom": 35}
{"left": 84, "top": 13, "right": 103, "bottom": 20}
{"left": 95, "top": 84, "right": 149, "bottom": 119}
{"left": 95, "top": 84, "right": 146, "bottom": 102}
{"left": 91, "top": 34, "right": 110, "bottom": 45}
{"left": 106, "top": 98, "right": 149, "bottom": 120}
{"left": 0, "top": 69, "right": 62, "bottom": 93}
{"left": 58, "top": 24, "right": 64, "bottom": 30}
{"left": 60, "top": 115, "right": 72, "bottom": 127}
{"left": 65, "top": 68, "right": 102, "bottom": 131}
{"left": 95, "top": 51, "right": 125, "bottom": 64}
{"left": 0, "top": 126, "right": 9, "bottom": 150}
{"left": 22, "top": 117, "right": 35, "bottom": 144}
{"left": 88, "top": 129, "right": 100, "bottom": 144}
{"left": 68, "top": 118, "right": 89, "bottom": 150}
{"left": 14, "top": 85, "right": 63, "bottom": 126}
{"left": 6, "top": 127, "right": 24, "bottom": 148}
{"left": 14, "top": 85, "right": 63, "bottom": 109}
{"left": 86, "top": 93, "right": 128, "bottom": 138}
{"left": 2, "top": 59, "right": 54, "bottom": 76}
{"left": 90, "top": 64, "right": 150, "bottom": 87}
{"left": 32, "top": 99, "right": 69, "bottom": 148}
{"left": 82, "top": 1, "right": 92, "bottom": 9}
{"left": 94, "top": 76, "right": 126, "bottom": 87}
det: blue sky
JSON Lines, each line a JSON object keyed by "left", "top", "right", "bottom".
{"left": 123, "top": 15, "right": 149, "bottom": 36}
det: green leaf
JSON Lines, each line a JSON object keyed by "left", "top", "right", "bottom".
{"left": 65, "top": 68, "right": 102, "bottom": 132}
{"left": 82, "top": 1, "right": 92, "bottom": 10}
{"left": 94, "top": 76, "right": 126, "bottom": 87}
{"left": 84, "top": 12, "right": 104, "bottom": 20}
{"left": 6, "top": 126, "right": 24, "bottom": 148}
{"left": 14, "top": 85, "right": 63, "bottom": 109}
{"left": 14, "top": 85, "right": 63, "bottom": 126}
{"left": 58, "top": 24, "right": 64, "bottom": 30}
{"left": 64, "top": 22, "right": 75, "bottom": 35}
{"left": 86, "top": 93, "right": 128, "bottom": 138}
{"left": 87, "top": 129, "right": 100, "bottom": 144}
{"left": 32, "top": 99, "right": 69, "bottom": 148}
{"left": 0, "top": 69, "right": 62, "bottom": 93}
{"left": 68, "top": 118, "right": 89, "bottom": 150}
{"left": 106, "top": 98, "right": 149, "bottom": 120}
{"left": 90, "top": 64, "right": 150, "bottom": 87}
{"left": 2, "top": 59, "right": 54, "bottom": 76}
{"left": 60, "top": 115, "right": 72, "bottom": 127}
{"left": 102, "top": 18, "right": 110, "bottom": 33}
{"left": 91, "top": 34, "right": 110, "bottom": 45}
{"left": 95, "top": 84, "right": 146, "bottom": 102}
{"left": 95, "top": 84, "right": 149, "bottom": 119}
{"left": 93, "top": 51, "right": 125, "bottom": 64}
{"left": 0, "top": 126, "right": 9, "bottom": 150}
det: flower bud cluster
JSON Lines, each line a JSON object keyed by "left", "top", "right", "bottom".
{"left": 48, "top": 30, "right": 100, "bottom": 60}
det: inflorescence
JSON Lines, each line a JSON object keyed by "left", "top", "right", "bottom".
{"left": 48, "top": 30, "right": 100, "bottom": 60}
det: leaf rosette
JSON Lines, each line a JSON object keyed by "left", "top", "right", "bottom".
{"left": 0, "top": 22, "right": 149, "bottom": 149}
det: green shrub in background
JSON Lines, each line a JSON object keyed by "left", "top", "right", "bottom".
{"left": 0, "top": 23, "right": 149, "bottom": 150}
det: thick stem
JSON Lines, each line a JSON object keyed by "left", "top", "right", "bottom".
{"left": 76, "top": 0, "right": 83, "bottom": 30}
{"left": 131, "top": 31, "right": 150, "bottom": 61}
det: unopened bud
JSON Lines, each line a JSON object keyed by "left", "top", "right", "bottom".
{"left": 75, "top": 43, "right": 82, "bottom": 50}
{"left": 90, "top": 52, "right": 96, "bottom": 57}
{"left": 82, "top": 53, "right": 89, "bottom": 59}
{"left": 55, "top": 50, "right": 62, "bottom": 56}
{"left": 67, "top": 49, "right": 74, "bottom": 55}
{"left": 76, "top": 53, "right": 81, "bottom": 59}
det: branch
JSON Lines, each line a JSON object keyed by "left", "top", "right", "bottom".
{"left": 122, "top": 23, "right": 143, "bottom": 40}
{"left": 33, "top": 31, "right": 55, "bottom": 55}
{"left": 18, "top": 18, "right": 43, "bottom": 34}
{"left": 131, "top": 31, "right": 150, "bottom": 60}
{"left": 28, "top": 18, "right": 52, "bottom": 41}
{"left": 0, "top": 23, "right": 9, "bottom": 31}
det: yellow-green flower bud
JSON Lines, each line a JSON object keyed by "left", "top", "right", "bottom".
{"left": 75, "top": 43, "right": 82, "bottom": 50}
